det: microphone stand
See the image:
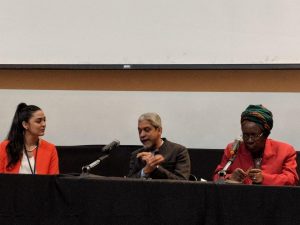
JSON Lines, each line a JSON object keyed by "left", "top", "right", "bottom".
{"left": 216, "top": 154, "right": 237, "bottom": 184}
{"left": 216, "top": 138, "right": 241, "bottom": 184}
{"left": 81, "top": 154, "right": 109, "bottom": 175}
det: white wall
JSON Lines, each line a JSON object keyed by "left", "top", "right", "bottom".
{"left": 1, "top": 0, "right": 300, "bottom": 64}
{"left": 0, "top": 90, "right": 299, "bottom": 150}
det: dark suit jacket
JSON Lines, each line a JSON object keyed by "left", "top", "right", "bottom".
{"left": 127, "top": 138, "right": 191, "bottom": 180}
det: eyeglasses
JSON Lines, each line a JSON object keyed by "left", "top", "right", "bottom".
{"left": 242, "top": 132, "right": 263, "bottom": 141}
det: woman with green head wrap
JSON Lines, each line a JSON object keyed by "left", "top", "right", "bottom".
{"left": 214, "top": 104, "right": 298, "bottom": 185}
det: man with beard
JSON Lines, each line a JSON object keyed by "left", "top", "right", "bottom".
{"left": 127, "top": 112, "right": 190, "bottom": 180}
{"left": 214, "top": 104, "right": 298, "bottom": 185}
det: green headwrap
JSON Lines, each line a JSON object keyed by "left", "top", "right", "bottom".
{"left": 241, "top": 104, "right": 273, "bottom": 135}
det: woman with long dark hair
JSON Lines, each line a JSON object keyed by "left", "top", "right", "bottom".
{"left": 0, "top": 103, "right": 59, "bottom": 174}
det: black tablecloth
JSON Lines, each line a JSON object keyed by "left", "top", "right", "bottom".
{"left": 0, "top": 174, "right": 299, "bottom": 225}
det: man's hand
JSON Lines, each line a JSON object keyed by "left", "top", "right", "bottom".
{"left": 137, "top": 152, "right": 153, "bottom": 162}
{"left": 137, "top": 152, "right": 165, "bottom": 174}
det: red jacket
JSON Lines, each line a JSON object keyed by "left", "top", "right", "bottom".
{"left": 0, "top": 139, "right": 59, "bottom": 175}
{"left": 214, "top": 139, "right": 299, "bottom": 185}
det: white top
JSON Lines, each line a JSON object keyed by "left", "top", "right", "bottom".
{"left": 19, "top": 152, "right": 35, "bottom": 174}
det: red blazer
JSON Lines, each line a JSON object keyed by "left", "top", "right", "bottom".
{"left": 214, "top": 139, "right": 299, "bottom": 185}
{"left": 0, "top": 139, "right": 59, "bottom": 175}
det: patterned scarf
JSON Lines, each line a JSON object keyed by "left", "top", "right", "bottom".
{"left": 241, "top": 104, "right": 273, "bottom": 135}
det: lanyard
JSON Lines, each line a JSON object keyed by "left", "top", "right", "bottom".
{"left": 24, "top": 142, "right": 39, "bottom": 175}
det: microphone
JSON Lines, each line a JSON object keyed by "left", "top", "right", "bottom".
{"left": 218, "top": 137, "right": 242, "bottom": 177}
{"left": 229, "top": 137, "right": 242, "bottom": 156}
{"left": 81, "top": 139, "right": 120, "bottom": 174}
{"left": 102, "top": 139, "right": 120, "bottom": 153}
